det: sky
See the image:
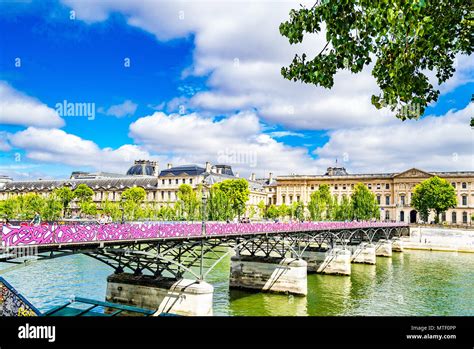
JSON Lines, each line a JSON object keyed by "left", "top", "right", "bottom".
{"left": 0, "top": 0, "right": 473, "bottom": 181}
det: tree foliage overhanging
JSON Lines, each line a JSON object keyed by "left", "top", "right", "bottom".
{"left": 280, "top": 0, "right": 474, "bottom": 120}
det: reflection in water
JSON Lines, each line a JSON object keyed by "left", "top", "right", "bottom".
{"left": 1, "top": 250, "right": 473, "bottom": 316}
{"left": 229, "top": 289, "right": 308, "bottom": 316}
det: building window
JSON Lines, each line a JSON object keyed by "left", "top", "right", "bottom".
{"left": 462, "top": 182, "right": 467, "bottom": 189}
{"left": 400, "top": 195, "right": 405, "bottom": 206}
{"left": 168, "top": 191, "right": 171, "bottom": 200}
{"left": 377, "top": 195, "right": 381, "bottom": 205}
{"left": 175, "top": 179, "right": 179, "bottom": 184}
{"left": 451, "top": 182, "right": 456, "bottom": 188}
{"left": 342, "top": 185, "right": 346, "bottom": 190}
{"left": 463, "top": 212, "right": 468, "bottom": 224}
{"left": 282, "top": 195, "right": 286, "bottom": 204}
{"left": 162, "top": 179, "right": 165, "bottom": 185}
{"left": 452, "top": 211, "right": 457, "bottom": 224}
{"left": 289, "top": 195, "right": 293, "bottom": 203}
{"left": 368, "top": 184, "right": 372, "bottom": 189}
{"left": 190, "top": 179, "right": 193, "bottom": 184}
{"left": 400, "top": 211, "right": 404, "bottom": 222}
{"left": 462, "top": 195, "right": 467, "bottom": 206}
{"left": 385, "top": 183, "right": 390, "bottom": 190}
{"left": 311, "top": 185, "right": 314, "bottom": 190}
{"left": 182, "top": 179, "right": 186, "bottom": 184}
{"left": 385, "top": 210, "right": 390, "bottom": 221}
{"left": 296, "top": 195, "right": 300, "bottom": 202}
{"left": 377, "top": 184, "right": 381, "bottom": 190}
{"left": 161, "top": 191, "right": 164, "bottom": 200}
{"left": 441, "top": 212, "right": 446, "bottom": 222}
{"left": 168, "top": 179, "right": 172, "bottom": 185}
{"left": 385, "top": 195, "right": 390, "bottom": 205}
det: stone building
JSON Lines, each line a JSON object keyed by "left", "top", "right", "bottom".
{"left": 0, "top": 160, "right": 267, "bottom": 217}
{"left": 1, "top": 162, "right": 473, "bottom": 224}
{"left": 276, "top": 167, "right": 474, "bottom": 225}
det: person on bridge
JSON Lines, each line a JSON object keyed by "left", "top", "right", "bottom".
{"left": 31, "top": 212, "right": 41, "bottom": 226}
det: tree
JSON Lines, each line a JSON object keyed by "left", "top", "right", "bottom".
{"left": 0, "top": 195, "right": 23, "bottom": 220}
{"left": 279, "top": 203, "right": 290, "bottom": 220}
{"left": 257, "top": 200, "right": 266, "bottom": 219}
{"left": 213, "top": 179, "right": 250, "bottom": 220}
{"left": 42, "top": 194, "right": 63, "bottom": 221}
{"left": 412, "top": 176, "right": 457, "bottom": 223}
{"left": 208, "top": 186, "right": 233, "bottom": 221}
{"left": 73, "top": 184, "right": 94, "bottom": 204}
{"left": 248, "top": 206, "right": 256, "bottom": 219}
{"left": 280, "top": 1, "right": 473, "bottom": 122}
{"left": 308, "top": 184, "right": 333, "bottom": 220}
{"left": 53, "top": 187, "right": 74, "bottom": 218}
{"left": 121, "top": 187, "right": 146, "bottom": 221}
{"left": 351, "top": 183, "right": 380, "bottom": 220}
{"left": 177, "top": 184, "right": 200, "bottom": 220}
{"left": 100, "top": 200, "right": 122, "bottom": 222}
{"left": 265, "top": 204, "right": 280, "bottom": 220}
{"left": 23, "top": 193, "right": 45, "bottom": 220}
{"left": 335, "top": 194, "right": 353, "bottom": 221}
{"left": 79, "top": 201, "right": 97, "bottom": 217}
{"left": 291, "top": 201, "right": 305, "bottom": 221}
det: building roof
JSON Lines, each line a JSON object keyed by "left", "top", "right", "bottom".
{"left": 159, "top": 165, "right": 206, "bottom": 177}
{"left": 1, "top": 177, "right": 159, "bottom": 192}
{"left": 277, "top": 168, "right": 474, "bottom": 181}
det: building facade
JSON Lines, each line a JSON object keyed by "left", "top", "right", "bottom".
{"left": 276, "top": 167, "right": 474, "bottom": 225}
{"left": 0, "top": 160, "right": 267, "bottom": 217}
{"left": 0, "top": 162, "right": 473, "bottom": 224}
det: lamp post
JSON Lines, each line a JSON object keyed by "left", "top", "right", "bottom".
{"left": 201, "top": 194, "right": 207, "bottom": 236}
{"left": 120, "top": 197, "right": 126, "bottom": 224}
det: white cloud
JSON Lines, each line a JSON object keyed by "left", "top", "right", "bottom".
{"left": 313, "top": 103, "right": 474, "bottom": 173}
{"left": 100, "top": 99, "right": 138, "bottom": 118}
{"left": 62, "top": 0, "right": 399, "bottom": 130}
{"left": 0, "top": 81, "right": 64, "bottom": 128}
{"left": 8, "top": 128, "right": 155, "bottom": 174}
{"left": 0, "top": 131, "right": 11, "bottom": 151}
{"left": 129, "top": 111, "right": 323, "bottom": 176}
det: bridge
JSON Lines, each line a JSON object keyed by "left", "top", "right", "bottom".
{"left": 1, "top": 221, "right": 408, "bottom": 316}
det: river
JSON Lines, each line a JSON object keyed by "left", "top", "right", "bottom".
{"left": 1, "top": 249, "right": 473, "bottom": 316}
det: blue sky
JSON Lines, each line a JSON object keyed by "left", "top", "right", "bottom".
{"left": 0, "top": 0, "right": 472, "bottom": 180}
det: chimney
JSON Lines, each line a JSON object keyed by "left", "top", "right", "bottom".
{"left": 217, "top": 167, "right": 222, "bottom": 174}
{"left": 235, "top": 172, "right": 240, "bottom": 178}
{"left": 153, "top": 161, "right": 159, "bottom": 176}
{"left": 167, "top": 163, "right": 172, "bottom": 169}
{"left": 250, "top": 173, "right": 256, "bottom": 181}
{"left": 205, "top": 162, "right": 212, "bottom": 173}
{"left": 269, "top": 172, "right": 273, "bottom": 181}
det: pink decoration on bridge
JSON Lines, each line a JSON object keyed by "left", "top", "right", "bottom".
{"left": 1, "top": 221, "right": 407, "bottom": 247}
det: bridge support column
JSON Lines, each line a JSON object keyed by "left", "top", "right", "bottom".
{"left": 301, "top": 248, "right": 351, "bottom": 275}
{"left": 351, "top": 243, "right": 376, "bottom": 264}
{"left": 229, "top": 256, "right": 307, "bottom": 296}
{"left": 106, "top": 273, "right": 213, "bottom": 316}
{"left": 375, "top": 239, "right": 393, "bottom": 257}
{"left": 392, "top": 238, "right": 404, "bottom": 252}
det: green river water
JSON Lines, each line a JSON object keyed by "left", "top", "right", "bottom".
{"left": 1, "top": 249, "right": 473, "bottom": 316}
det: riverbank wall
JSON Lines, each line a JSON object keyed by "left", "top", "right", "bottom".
{"left": 402, "top": 226, "right": 474, "bottom": 253}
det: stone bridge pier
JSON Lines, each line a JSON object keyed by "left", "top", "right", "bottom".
{"left": 375, "top": 239, "right": 393, "bottom": 257}
{"left": 300, "top": 247, "right": 352, "bottom": 275}
{"left": 350, "top": 243, "right": 376, "bottom": 265}
{"left": 229, "top": 256, "right": 308, "bottom": 295}
{"left": 106, "top": 273, "right": 214, "bottom": 316}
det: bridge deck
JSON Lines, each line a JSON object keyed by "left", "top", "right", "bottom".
{"left": 1, "top": 222, "right": 407, "bottom": 250}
